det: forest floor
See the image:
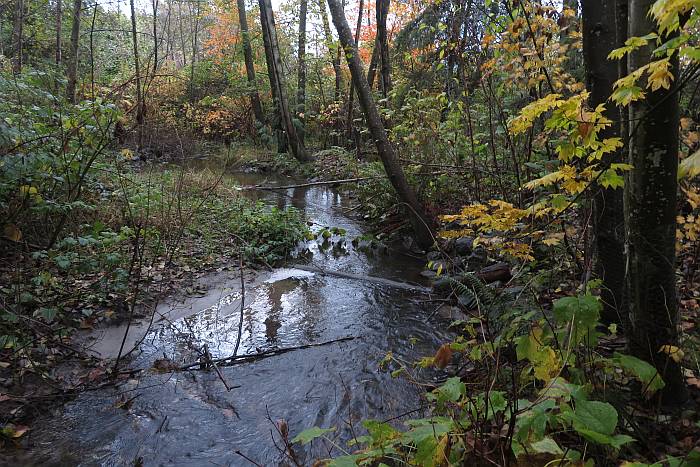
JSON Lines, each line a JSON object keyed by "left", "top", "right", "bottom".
{"left": 3, "top": 143, "right": 700, "bottom": 465}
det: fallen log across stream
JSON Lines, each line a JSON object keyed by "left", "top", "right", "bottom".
{"left": 179, "top": 336, "right": 358, "bottom": 371}
{"left": 237, "top": 176, "right": 382, "bottom": 190}
{"left": 292, "top": 264, "right": 432, "bottom": 292}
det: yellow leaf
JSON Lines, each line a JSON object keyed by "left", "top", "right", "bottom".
{"left": 434, "top": 434, "right": 449, "bottom": 466}
{"left": 647, "top": 59, "right": 674, "bottom": 91}
{"left": 120, "top": 148, "right": 135, "bottom": 160}
{"left": 3, "top": 224, "right": 22, "bottom": 242}
{"left": 533, "top": 346, "right": 560, "bottom": 381}
{"left": 659, "top": 345, "right": 684, "bottom": 363}
{"left": 679, "top": 149, "right": 700, "bottom": 180}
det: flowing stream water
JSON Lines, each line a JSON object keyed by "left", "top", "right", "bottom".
{"left": 20, "top": 171, "right": 455, "bottom": 466}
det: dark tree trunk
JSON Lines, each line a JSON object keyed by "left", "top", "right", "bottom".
{"left": 56, "top": 0, "right": 62, "bottom": 64}
{"left": 152, "top": 0, "right": 159, "bottom": 73}
{"left": 318, "top": 0, "right": 342, "bottom": 102}
{"left": 582, "top": 0, "right": 625, "bottom": 325}
{"left": 296, "top": 0, "right": 307, "bottom": 143}
{"left": 129, "top": 0, "right": 144, "bottom": 148}
{"left": 626, "top": 0, "right": 686, "bottom": 404}
{"left": 259, "top": 3, "right": 286, "bottom": 152}
{"left": 237, "top": 0, "right": 265, "bottom": 124}
{"left": 259, "top": 0, "right": 309, "bottom": 161}
{"left": 327, "top": 0, "right": 434, "bottom": 249}
{"left": 376, "top": 0, "right": 391, "bottom": 97}
{"left": 66, "top": 0, "right": 82, "bottom": 101}
{"left": 366, "top": 39, "right": 379, "bottom": 89}
{"left": 12, "top": 0, "right": 24, "bottom": 72}
{"left": 344, "top": 0, "right": 363, "bottom": 144}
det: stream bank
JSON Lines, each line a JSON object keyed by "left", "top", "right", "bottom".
{"left": 8, "top": 169, "right": 456, "bottom": 466}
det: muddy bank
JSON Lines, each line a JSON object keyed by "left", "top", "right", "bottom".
{"left": 9, "top": 171, "right": 455, "bottom": 466}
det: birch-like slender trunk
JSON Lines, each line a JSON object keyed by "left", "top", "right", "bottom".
{"left": 327, "top": 0, "right": 434, "bottom": 249}
{"left": 66, "top": 0, "right": 82, "bottom": 101}
{"left": 296, "top": 0, "right": 307, "bottom": 143}
{"left": 259, "top": 0, "right": 309, "bottom": 161}
{"left": 237, "top": 0, "right": 265, "bottom": 123}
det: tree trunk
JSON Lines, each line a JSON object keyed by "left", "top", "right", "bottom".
{"left": 56, "top": 0, "right": 62, "bottom": 64}
{"left": 367, "top": 39, "right": 379, "bottom": 89}
{"left": 327, "top": 0, "right": 434, "bottom": 249}
{"left": 130, "top": 0, "right": 144, "bottom": 148}
{"left": 344, "top": 0, "right": 363, "bottom": 144}
{"left": 581, "top": 0, "right": 625, "bottom": 325}
{"left": 12, "top": 0, "right": 25, "bottom": 73}
{"left": 626, "top": 0, "right": 686, "bottom": 403}
{"left": 259, "top": 0, "right": 309, "bottom": 161}
{"left": 296, "top": 0, "right": 307, "bottom": 143}
{"left": 66, "top": 0, "right": 82, "bottom": 101}
{"left": 237, "top": 0, "right": 265, "bottom": 123}
{"left": 376, "top": 0, "right": 391, "bottom": 97}
{"left": 318, "top": 0, "right": 342, "bottom": 102}
{"left": 259, "top": 3, "right": 286, "bottom": 152}
{"left": 152, "top": 0, "right": 159, "bottom": 74}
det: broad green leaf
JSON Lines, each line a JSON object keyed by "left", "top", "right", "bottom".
{"left": 436, "top": 377, "right": 465, "bottom": 403}
{"left": 613, "top": 353, "right": 665, "bottom": 394}
{"left": 328, "top": 454, "right": 363, "bottom": 467}
{"left": 291, "top": 426, "right": 335, "bottom": 444}
{"left": 571, "top": 399, "right": 617, "bottom": 436}
{"left": 362, "top": 420, "right": 398, "bottom": 444}
{"left": 530, "top": 436, "right": 564, "bottom": 455}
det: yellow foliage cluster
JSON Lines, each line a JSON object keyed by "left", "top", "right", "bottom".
{"left": 481, "top": 2, "right": 583, "bottom": 94}
{"left": 440, "top": 200, "right": 534, "bottom": 262}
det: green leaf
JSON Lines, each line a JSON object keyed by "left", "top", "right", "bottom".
{"left": 362, "top": 420, "right": 397, "bottom": 444}
{"left": 328, "top": 454, "right": 363, "bottom": 466}
{"left": 33, "top": 307, "right": 57, "bottom": 323}
{"left": 530, "top": 436, "right": 564, "bottom": 455}
{"left": 611, "top": 85, "right": 645, "bottom": 106}
{"left": 576, "top": 429, "right": 635, "bottom": 448}
{"left": 599, "top": 169, "right": 625, "bottom": 189}
{"left": 553, "top": 294, "right": 601, "bottom": 345}
{"left": 572, "top": 399, "right": 617, "bottom": 436}
{"left": 613, "top": 353, "right": 665, "bottom": 394}
{"left": 291, "top": 426, "right": 335, "bottom": 444}
{"left": 436, "top": 377, "right": 465, "bottom": 403}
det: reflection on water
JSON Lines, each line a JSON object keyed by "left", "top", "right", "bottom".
{"left": 20, "top": 170, "right": 453, "bottom": 466}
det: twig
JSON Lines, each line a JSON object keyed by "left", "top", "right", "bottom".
{"left": 235, "top": 450, "right": 264, "bottom": 467}
{"left": 180, "top": 336, "right": 358, "bottom": 370}
{"left": 232, "top": 254, "right": 246, "bottom": 359}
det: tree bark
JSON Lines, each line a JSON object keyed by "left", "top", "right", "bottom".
{"left": 259, "top": 0, "right": 309, "bottom": 161}
{"left": 327, "top": 0, "right": 434, "bottom": 249}
{"left": 581, "top": 0, "right": 626, "bottom": 325}
{"left": 344, "top": 0, "right": 363, "bottom": 144}
{"left": 12, "top": 0, "right": 24, "bottom": 72}
{"left": 56, "top": 0, "right": 62, "bottom": 64}
{"left": 366, "top": 39, "right": 379, "bottom": 89}
{"left": 318, "top": 0, "right": 342, "bottom": 102}
{"left": 626, "top": 0, "right": 686, "bottom": 403}
{"left": 129, "top": 0, "right": 144, "bottom": 148}
{"left": 296, "top": 0, "right": 307, "bottom": 143}
{"left": 259, "top": 3, "right": 286, "bottom": 152}
{"left": 66, "top": 0, "right": 82, "bottom": 101}
{"left": 376, "top": 0, "right": 391, "bottom": 97}
{"left": 152, "top": 0, "right": 159, "bottom": 73}
{"left": 237, "top": 0, "right": 265, "bottom": 124}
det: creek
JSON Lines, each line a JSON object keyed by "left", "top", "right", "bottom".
{"left": 22, "top": 170, "right": 455, "bottom": 466}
